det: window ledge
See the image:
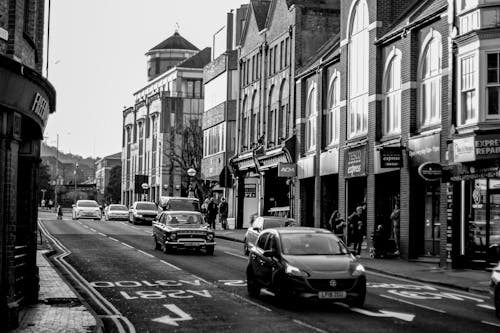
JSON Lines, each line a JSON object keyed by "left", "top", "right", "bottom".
{"left": 380, "top": 133, "right": 401, "bottom": 143}
{"left": 415, "top": 124, "right": 441, "bottom": 135}
{"left": 324, "top": 142, "right": 339, "bottom": 151}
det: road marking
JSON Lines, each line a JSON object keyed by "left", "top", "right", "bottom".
{"left": 189, "top": 274, "right": 210, "bottom": 285}
{"left": 152, "top": 304, "right": 192, "bottom": 327}
{"left": 97, "top": 232, "right": 106, "bottom": 237}
{"left": 231, "top": 293, "right": 272, "bottom": 312}
{"left": 477, "top": 304, "right": 495, "bottom": 310}
{"left": 224, "top": 251, "right": 248, "bottom": 260}
{"left": 90, "top": 228, "right": 97, "bottom": 232}
{"left": 138, "top": 250, "right": 154, "bottom": 258}
{"left": 292, "top": 319, "right": 329, "bottom": 333}
{"left": 349, "top": 306, "right": 415, "bottom": 322}
{"left": 381, "top": 294, "right": 446, "bottom": 313}
{"left": 109, "top": 237, "right": 119, "bottom": 242}
{"left": 160, "top": 260, "right": 181, "bottom": 271}
{"left": 121, "top": 242, "right": 134, "bottom": 249}
{"left": 482, "top": 321, "right": 500, "bottom": 328}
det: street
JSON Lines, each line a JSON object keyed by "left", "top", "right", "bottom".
{"left": 38, "top": 212, "right": 500, "bottom": 333}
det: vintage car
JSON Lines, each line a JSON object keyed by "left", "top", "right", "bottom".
{"left": 153, "top": 211, "right": 215, "bottom": 255}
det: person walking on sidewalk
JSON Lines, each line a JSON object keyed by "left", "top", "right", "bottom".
{"left": 56, "top": 204, "right": 63, "bottom": 220}
{"left": 328, "top": 210, "right": 346, "bottom": 242}
{"left": 390, "top": 203, "right": 401, "bottom": 255}
{"left": 218, "top": 197, "right": 228, "bottom": 230}
{"left": 348, "top": 206, "right": 366, "bottom": 256}
{"left": 206, "top": 197, "right": 218, "bottom": 230}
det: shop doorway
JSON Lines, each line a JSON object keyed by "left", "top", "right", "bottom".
{"left": 300, "top": 177, "right": 315, "bottom": 227}
{"left": 423, "top": 182, "right": 440, "bottom": 256}
{"left": 375, "top": 171, "right": 400, "bottom": 230}
{"left": 346, "top": 177, "right": 366, "bottom": 217}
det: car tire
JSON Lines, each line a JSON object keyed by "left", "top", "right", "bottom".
{"left": 246, "top": 267, "right": 260, "bottom": 298}
{"left": 243, "top": 240, "right": 249, "bottom": 256}
{"left": 153, "top": 236, "right": 161, "bottom": 250}
{"left": 347, "top": 293, "right": 366, "bottom": 308}
{"left": 132, "top": 217, "right": 136, "bottom": 225}
{"left": 206, "top": 245, "right": 214, "bottom": 255}
{"left": 162, "top": 243, "right": 171, "bottom": 254}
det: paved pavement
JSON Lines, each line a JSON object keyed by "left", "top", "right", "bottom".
{"left": 215, "top": 228, "right": 493, "bottom": 296}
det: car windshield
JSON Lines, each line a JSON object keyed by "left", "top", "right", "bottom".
{"left": 109, "top": 205, "right": 127, "bottom": 211}
{"left": 280, "top": 233, "right": 349, "bottom": 255}
{"left": 263, "top": 219, "right": 294, "bottom": 229}
{"left": 166, "top": 213, "right": 203, "bottom": 225}
{"left": 136, "top": 203, "right": 157, "bottom": 210}
{"left": 78, "top": 201, "right": 98, "bottom": 208}
{"left": 168, "top": 199, "right": 200, "bottom": 211}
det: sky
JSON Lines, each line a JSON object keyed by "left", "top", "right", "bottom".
{"left": 43, "top": 0, "right": 245, "bottom": 158}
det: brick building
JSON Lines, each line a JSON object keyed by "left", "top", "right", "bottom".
{"left": 231, "top": 0, "right": 341, "bottom": 228}
{"left": 122, "top": 32, "right": 211, "bottom": 206}
{"left": 0, "top": 0, "right": 56, "bottom": 329}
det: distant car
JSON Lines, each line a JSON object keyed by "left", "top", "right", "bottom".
{"left": 129, "top": 201, "right": 158, "bottom": 225}
{"left": 491, "top": 261, "right": 500, "bottom": 318}
{"left": 104, "top": 204, "right": 129, "bottom": 221}
{"left": 72, "top": 200, "right": 101, "bottom": 220}
{"left": 158, "top": 196, "right": 200, "bottom": 212}
{"left": 244, "top": 216, "right": 295, "bottom": 255}
{"left": 246, "top": 227, "right": 366, "bottom": 307}
{"left": 152, "top": 211, "right": 215, "bottom": 255}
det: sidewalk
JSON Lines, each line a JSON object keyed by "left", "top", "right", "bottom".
{"left": 215, "top": 228, "right": 492, "bottom": 296}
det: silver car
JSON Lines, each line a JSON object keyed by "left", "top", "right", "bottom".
{"left": 72, "top": 200, "right": 101, "bottom": 220}
{"left": 243, "top": 216, "right": 295, "bottom": 255}
{"left": 104, "top": 204, "right": 129, "bottom": 221}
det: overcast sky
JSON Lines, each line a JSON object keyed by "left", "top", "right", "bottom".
{"left": 43, "top": 0, "right": 244, "bottom": 158}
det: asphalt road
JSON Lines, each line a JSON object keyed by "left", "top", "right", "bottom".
{"left": 39, "top": 213, "right": 500, "bottom": 333}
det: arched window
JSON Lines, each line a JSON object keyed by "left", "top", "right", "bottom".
{"left": 383, "top": 52, "right": 401, "bottom": 135}
{"left": 241, "top": 96, "right": 248, "bottom": 151}
{"left": 420, "top": 32, "right": 442, "bottom": 127}
{"left": 326, "top": 74, "right": 340, "bottom": 145}
{"left": 306, "top": 85, "right": 317, "bottom": 151}
{"left": 348, "top": 0, "right": 369, "bottom": 138}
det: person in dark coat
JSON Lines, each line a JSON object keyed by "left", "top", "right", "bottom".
{"left": 328, "top": 210, "right": 345, "bottom": 242}
{"left": 218, "top": 197, "right": 228, "bottom": 230}
{"left": 348, "top": 206, "right": 366, "bottom": 256}
{"left": 206, "top": 197, "right": 218, "bottom": 229}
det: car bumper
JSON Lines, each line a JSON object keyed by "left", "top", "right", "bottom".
{"left": 165, "top": 240, "right": 216, "bottom": 248}
{"left": 134, "top": 216, "right": 156, "bottom": 223}
{"left": 281, "top": 275, "right": 366, "bottom": 300}
{"left": 108, "top": 215, "right": 128, "bottom": 220}
{"left": 77, "top": 212, "right": 101, "bottom": 218}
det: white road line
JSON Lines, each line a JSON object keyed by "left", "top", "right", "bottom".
{"left": 224, "top": 251, "right": 248, "bottom": 260}
{"left": 190, "top": 274, "right": 211, "bottom": 285}
{"left": 137, "top": 250, "right": 154, "bottom": 258}
{"left": 121, "top": 242, "right": 134, "bottom": 249}
{"left": 90, "top": 228, "right": 97, "bottom": 232}
{"left": 83, "top": 225, "right": 89, "bottom": 228}
{"left": 97, "top": 232, "right": 106, "bottom": 237}
{"left": 231, "top": 293, "right": 272, "bottom": 312}
{"left": 482, "top": 321, "right": 500, "bottom": 328}
{"left": 160, "top": 260, "right": 181, "bottom": 271}
{"left": 293, "top": 319, "right": 330, "bottom": 333}
{"left": 380, "top": 294, "right": 446, "bottom": 313}
{"left": 477, "top": 304, "right": 495, "bottom": 310}
{"left": 368, "top": 270, "right": 489, "bottom": 299}
{"left": 108, "top": 237, "right": 119, "bottom": 242}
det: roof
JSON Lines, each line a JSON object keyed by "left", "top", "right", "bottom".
{"left": 104, "top": 152, "right": 121, "bottom": 160}
{"left": 177, "top": 47, "right": 212, "bottom": 69}
{"left": 297, "top": 34, "right": 340, "bottom": 77}
{"left": 272, "top": 227, "right": 332, "bottom": 234}
{"left": 149, "top": 31, "right": 199, "bottom": 52}
{"left": 252, "top": 0, "right": 271, "bottom": 31}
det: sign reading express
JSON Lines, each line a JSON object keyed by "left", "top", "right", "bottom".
{"left": 475, "top": 134, "right": 500, "bottom": 160}
{"left": 380, "top": 147, "right": 402, "bottom": 168}
{"left": 344, "top": 145, "right": 367, "bottom": 178}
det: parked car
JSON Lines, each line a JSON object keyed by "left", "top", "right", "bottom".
{"left": 72, "top": 200, "right": 101, "bottom": 220}
{"left": 158, "top": 196, "right": 200, "bottom": 212}
{"left": 491, "top": 261, "right": 500, "bottom": 317}
{"left": 104, "top": 204, "right": 129, "bottom": 221}
{"left": 246, "top": 227, "right": 366, "bottom": 306}
{"left": 129, "top": 201, "right": 158, "bottom": 225}
{"left": 244, "top": 216, "right": 295, "bottom": 255}
{"left": 153, "top": 211, "right": 215, "bottom": 255}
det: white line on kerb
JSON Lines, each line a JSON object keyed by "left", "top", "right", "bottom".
{"left": 482, "top": 320, "right": 500, "bottom": 328}
{"left": 97, "top": 232, "right": 106, "bottom": 237}
{"left": 380, "top": 294, "right": 446, "bottom": 313}
{"left": 108, "top": 237, "right": 119, "bottom": 242}
{"left": 224, "top": 251, "right": 248, "bottom": 260}
{"left": 89, "top": 228, "right": 96, "bottom": 232}
{"left": 137, "top": 250, "right": 154, "bottom": 258}
{"left": 121, "top": 242, "right": 133, "bottom": 249}
{"left": 160, "top": 260, "right": 181, "bottom": 271}
{"left": 293, "top": 319, "right": 330, "bottom": 333}
{"left": 231, "top": 293, "right": 272, "bottom": 312}
{"left": 477, "top": 304, "right": 495, "bottom": 310}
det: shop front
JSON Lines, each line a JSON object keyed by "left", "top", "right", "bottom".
{"left": 320, "top": 148, "right": 339, "bottom": 227}
{"left": 344, "top": 145, "right": 367, "bottom": 221}
{"left": 298, "top": 154, "right": 315, "bottom": 227}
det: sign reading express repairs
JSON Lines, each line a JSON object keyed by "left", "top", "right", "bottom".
{"left": 344, "top": 145, "right": 367, "bottom": 178}
{"left": 475, "top": 134, "right": 500, "bottom": 160}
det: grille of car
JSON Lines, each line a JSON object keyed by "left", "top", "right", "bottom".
{"left": 177, "top": 230, "right": 205, "bottom": 235}
{"left": 307, "top": 279, "right": 356, "bottom": 291}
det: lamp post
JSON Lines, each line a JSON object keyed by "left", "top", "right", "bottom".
{"left": 187, "top": 168, "right": 196, "bottom": 198}
{"left": 74, "top": 161, "right": 78, "bottom": 201}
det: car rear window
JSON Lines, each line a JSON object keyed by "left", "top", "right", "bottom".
{"left": 109, "top": 205, "right": 127, "bottom": 211}
{"left": 136, "top": 203, "right": 157, "bottom": 210}
{"left": 78, "top": 201, "right": 98, "bottom": 207}
{"left": 263, "top": 219, "right": 294, "bottom": 229}
{"left": 166, "top": 213, "right": 203, "bottom": 225}
{"left": 280, "top": 233, "right": 348, "bottom": 255}
{"left": 168, "top": 199, "right": 199, "bottom": 211}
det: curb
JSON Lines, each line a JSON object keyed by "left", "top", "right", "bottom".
{"left": 216, "top": 234, "right": 244, "bottom": 243}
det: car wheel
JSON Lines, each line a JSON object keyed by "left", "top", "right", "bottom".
{"left": 495, "top": 285, "right": 500, "bottom": 318}
{"left": 206, "top": 245, "right": 214, "bottom": 255}
{"left": 243, "top": 240, "right": 249, "bottom": 256}
{"left": 132, "top": 217, "right": 136, "bottom": 225}
{"left": 162, "top": 242, "right": 171, "bottom": 254}
{"left": 246, "top": 267, "right": 260, "bottom": 298}
{"left": 153, "top": 236, "right": 161, "bottom": 250}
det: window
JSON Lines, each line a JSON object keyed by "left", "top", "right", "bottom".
{"left": 326, "top": 75, "right": 340, "bottom": 145}
{"left": 250, "top": 93, "right": 259, "bottom": 147}
{"left": 203, "top": 123, "right": 226, "bottom": 157}
{"left": 306, "top": 86, "right": 317, "bottom": 152}
{"left": 138, "top": 122, "right": 144, "bottom": 172}
{"left": 257, "top": 233, "right": 269, "bottom": 249}
{"left": 278, "top": 80, "right": 287, "bottom": 142}
{"left": 269, "top": 47, "right": 273, "bottom": 76}
{"left": 273, "top": 46, "right": 277, "bottom": 74}
{"left": 267, "top": 86, "right": 276, "bottom": 146}
{"left": 241, "top": 97, "right": 248, "bottom": 150}
{"left": 420, "top": 33, "right": 442, "bottom": 127}
{"left": 284, "top": 38, "right": 289, "bottom": 67}
{"left": 280, "top": 41, "right": 284, "bottom": 70}
{"left": 348, "top": 0, "right": 369, "bottom": 138}
{"left": 460, "top": 55, "right": 477, "bottom": 124}
{"left": 384, "top": 54, "right": 401, "bottom": 135}
{"left": 487, "top": 52, "right": 500, "bottom": 118}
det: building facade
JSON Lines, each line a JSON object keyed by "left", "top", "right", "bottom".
{"left": 122, "top": 32, "right": 210, "bottom": 207}
{"left": 95, "top": 152, "right": 121, "bottom": 202}
{"left": 232, "top": 0, "right": 341, "bottom": 228}
{"left": 0, "top": 0, "right": 56, "bottom": 329}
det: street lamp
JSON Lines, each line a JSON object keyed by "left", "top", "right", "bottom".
{"left": 187, "top": 168, "right": 196, "bottom": 198}
{"left": 74, "top": 161, "right": 78, "bottom": 201}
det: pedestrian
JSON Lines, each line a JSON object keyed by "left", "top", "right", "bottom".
{"left": 390, "top": 203, "right": 400, "bottom": 255}
{"left": 218, "top": 197, "right": 229, "bottom": 230}
{"left": 206, "top": 197, "right": 218, "bottom": 229}
{"left": 348, "top": 206, "right": 366, "bottom": 256}
{"left": 41, "top": 199, "right": 46, "bottom": 209}
{"left": 201, "top": 198, "right": 209, "bottom": 217}
{"left": 48, "top": 199, "right": 54, "bottom": 211}
{"left": 328, "top": 210, "right": 345, "bottom": 242}
{"left": 57, "top": 204, "right": 63, "bottom": 220}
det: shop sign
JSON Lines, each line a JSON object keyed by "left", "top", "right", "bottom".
{"left": 418, "top": 162, "right": 442, "bottom": 181}
{"left": 408, "top": 133, "right": 440, "bottom": 167}
{"left": 380, "top": 147, "right": 403, "bottom": 168}
{"left": 278, "top": 162, "right": 296, "bottom": 177}
{"left": 475, "top": 134, "right": 500, "bottom": 160}
{"left": 453, "top": 136, "right": 475, "bottom": 163}
{"left": 448, "top": 164, "right": 500, "bottom": 181}
{"left": 344, "top": 145, "right": 367, "bottom": 178}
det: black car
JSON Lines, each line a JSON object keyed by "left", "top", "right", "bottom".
{"left": 129, "top": 201, "right": 158, "bottom": 225}
{"left": 246, "top": 227, "right": 366, "bottom": 307}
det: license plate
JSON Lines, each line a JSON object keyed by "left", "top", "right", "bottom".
{"left": 318, "top": 291, "right": 346, "bottom": 299}
{"left": 183, "top": 242, "right": 202, "bottom": 247}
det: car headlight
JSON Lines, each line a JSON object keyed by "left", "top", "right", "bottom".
{"left": 206, "top": 233, "right": 214, "bottom": 241}
{"left": 169, "top": 233, "right": 177, "bottom": 241}
{"left": 285, "top": 263, "right": 309, "bottom": 277}
{"left": 135, "top": 214, "right": 142, "bottom": 218}
{"left": 352, "top": 263, "right": 365, "bottom": 277}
